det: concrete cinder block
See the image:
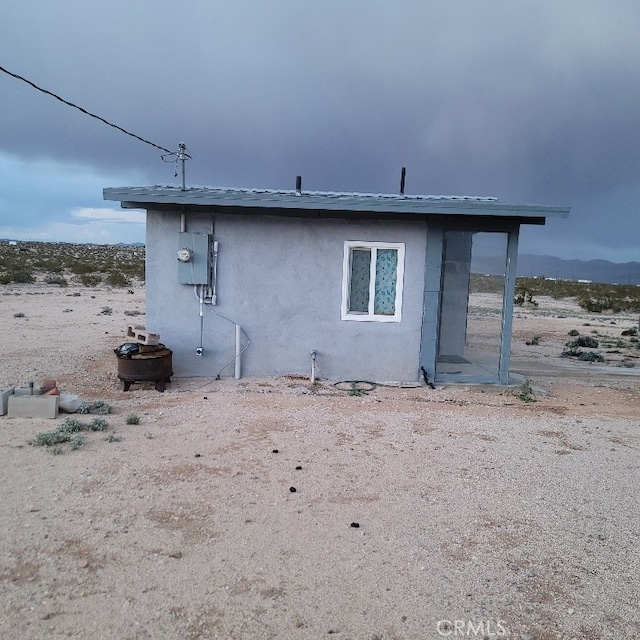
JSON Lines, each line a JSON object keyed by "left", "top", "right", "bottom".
{"left": 7, "top": 395, "right": 59, "bottom": 419}
{"left": 1, "top": 388, "right": 15, "bottom": 416}
{"left": 14, "top": 387, "right": 44, "bottom": 396}
{"left": 126, "top": 324, "right": 160, "bottom": 346}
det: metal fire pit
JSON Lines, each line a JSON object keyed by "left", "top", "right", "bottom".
{"left": 115, "top": 344, "right": 173, "bottom": 392}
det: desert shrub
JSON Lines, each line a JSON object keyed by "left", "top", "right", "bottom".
{"left": 561, "top": 343, "right": 604, "bottom": 362}
{"left": 29, "top": 429, "right": 72, "bottom": 447}
{"left": 29, "top": 417, "right": 103, "bottom": 453}
{"left": 69, "top": 262, "right": 97, "bottom": 275}
{"left": 514, "top": 380, "right": 536, "bottom": 403}
{"left": 44, "top": 274, "right": 68, "bottom": 286}
{"left": 79, "top": 273, "right": 102, "bottom": 286}
{"left": 126, "top": 413, "right": 140, "bottom": 425}
{"left": 101, "top": 260, "right": 116, "bottom": 272}
{"left": 11, "top": 270, "right": 35, "bottom": 283}
{"left": 577, "top": 295, "right": 615, "bottom": 313}
{"left": 525, "top": 335, "right": 541, "bottom": 346}
{"left": 58, "top": 417, "right": 85, "bottom": 433}
{"left": 34, "top": 259, "right": 64, "bottom": 273}
{"left": 124, "top": 309, "right": 143, "bottom": 317}
{"left": 577, "top": 289, "right": 640, "bottom": 313}
{"left": 514, "top": 287, "right": 538, "bottom": 307}
{"left": 507, "top": 278, "right": 640, "bottom": 310}
{"left": 69, "top": 435, "right": 86, "bottom": 451}
{"left": 568, "top": 329, "right": 580, "bottom": 337}
{"left": 87, "top": 417, "right": 109, "bottom": 431}
{"left": 0, "top": 242, "right": 145, "bottom": 290}
{"left": 77, "top": 400, "right": 112, "bottom": 415}
{"left": 119, "top": 261, "right": 145, "bottom": 280}
{"left": 13, "top": 312, "right": 25, "bottom": 318}
{"left": 578, "top": 351, "right": 605, "bottom": 362}
{"left": 99, "top": 306, "right": 113, "bottom": 315}
{"left": 569, "top": 336, "right": 599, "bottom": 349}
{"left": 105, "top": 270, "right": 131, "bottom": 287}
{"left": 469, "top": 274, "right": 504, "bottom": 295}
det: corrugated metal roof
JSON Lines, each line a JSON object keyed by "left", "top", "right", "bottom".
{"left": 103, "top": 185, "right": 570, "bottom": 219}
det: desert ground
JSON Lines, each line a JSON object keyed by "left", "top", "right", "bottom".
{"left": 1, "top": 282, "right": 638, "bottom": 640}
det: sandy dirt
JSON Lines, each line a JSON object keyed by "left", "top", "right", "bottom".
{"left": 1, "top": 283, "right": 639, "bottom": 639}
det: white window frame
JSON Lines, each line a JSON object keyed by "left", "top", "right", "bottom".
{"left": 341, "top": 241, "right": 405, "bottom": 322}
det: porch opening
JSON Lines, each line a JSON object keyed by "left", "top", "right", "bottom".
{"left": 436, "top": 230, "right": 510, "bottom": 381}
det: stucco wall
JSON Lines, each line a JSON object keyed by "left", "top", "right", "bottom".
{"left": 146, "top": 210, "right": 428, "bottom": 382}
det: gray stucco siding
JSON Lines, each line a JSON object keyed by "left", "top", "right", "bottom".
{"left": 145, "top": 210, "right": 428, "bottom": 382}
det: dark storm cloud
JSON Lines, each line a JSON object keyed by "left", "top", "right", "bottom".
{"left": 1, "top": 1, "right": 639, "bottom": 258}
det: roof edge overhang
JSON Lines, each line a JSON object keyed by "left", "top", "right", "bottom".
{"left": 103, "top": 186, "right": 570, "bottom": 223}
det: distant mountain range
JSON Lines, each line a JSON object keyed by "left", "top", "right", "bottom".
{"left": 516, "top": 255, "right": 640, "bottom": 285}
{"left": 473, "top": 254, "right": 640, "bottom": 285}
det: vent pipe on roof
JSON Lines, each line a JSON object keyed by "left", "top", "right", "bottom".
{"left": 400, "top": 167, "right": 406, "bottom": 196}
{"left": 295, "top": 175, "right": 302, "bottom": 195}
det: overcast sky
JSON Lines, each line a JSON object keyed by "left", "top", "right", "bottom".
{"left": 1, "top": 1, "right": 639, "bottom": 261}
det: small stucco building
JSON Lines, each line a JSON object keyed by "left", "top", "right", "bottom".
{"left": 104, "top": 185, "right": 568, "bottom": 384}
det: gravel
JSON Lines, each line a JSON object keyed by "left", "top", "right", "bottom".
{"left": 0, "top": 283, "right": 638, "bottom": 639}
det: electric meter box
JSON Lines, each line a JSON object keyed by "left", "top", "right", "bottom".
{"left": 177, "top": 232, "right": 211, "bottom": 285}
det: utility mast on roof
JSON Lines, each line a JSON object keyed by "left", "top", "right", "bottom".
{"left": 178, "top": 142, "right": 188, "bottom": 191}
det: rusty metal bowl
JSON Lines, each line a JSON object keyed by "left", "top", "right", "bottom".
{"left": 116, "top": 347, "right": 173, "bottom": 392}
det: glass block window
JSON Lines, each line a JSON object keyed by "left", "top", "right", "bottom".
{"left": 341, "top": 241, "right": 405, "bottom": 322}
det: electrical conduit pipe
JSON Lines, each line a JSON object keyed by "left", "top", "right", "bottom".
{"left": 234, "top": 324, "right": 242, "bottom": 379}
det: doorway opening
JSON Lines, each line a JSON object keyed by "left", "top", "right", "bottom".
{"left": 436, "top": 230, "right": 509, "bottom": 381}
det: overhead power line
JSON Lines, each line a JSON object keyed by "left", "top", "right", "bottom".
{"left": 0, "top": 63, "right": 174, "bottom": 155}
